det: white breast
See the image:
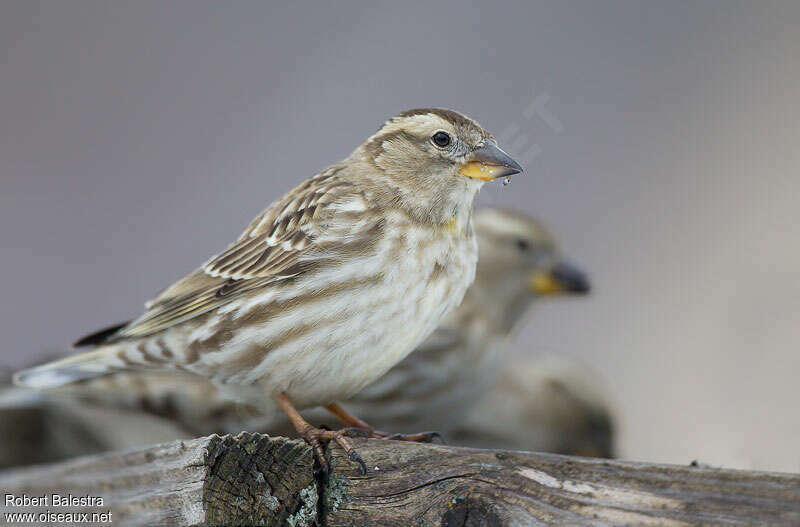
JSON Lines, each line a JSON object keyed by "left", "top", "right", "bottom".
{"left": 191, "top": 214, "right": 478, "bottom": 412}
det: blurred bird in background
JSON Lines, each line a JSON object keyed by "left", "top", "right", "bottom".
{"left": 451, "top": 354, "right": 614, "bottom": 457}
{"left": 1, "top": 209, "right": 613, "bottom": 467}
{"left": 0, "top": 369, "right": 189, "bottom": 469}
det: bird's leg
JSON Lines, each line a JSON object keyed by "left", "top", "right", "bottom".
{"left": 274, "top": 393, "right": 367, "bottom": 475}
{"left": 324, "top": 402, "right": 376, "bottom": 431}
{"left": 324, "top": 402, "right": 444, "bottom": 443}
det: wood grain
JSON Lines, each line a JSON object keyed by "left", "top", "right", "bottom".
{"left": 0, "top": 433, "right": 315, "bottom": 527}
{"left": 324, "top": 439, "right": 800, "bottom": 526}
{"left": 1, "top": 434, "right": 798, "bottom": 526}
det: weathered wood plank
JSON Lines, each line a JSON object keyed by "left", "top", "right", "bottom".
{"left": 323, "top": 439, "right": 800, "bottom": 527}
{"left": 1, "top": 434, "right": 799, "bottom": 526}
{"left": 0, "top": 433, "right": 315, "bottom": 527}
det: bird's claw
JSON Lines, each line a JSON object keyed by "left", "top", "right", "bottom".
{"left": 297, "top": 424, "right": 368, "bottom": 475}
{"left": 315, "top": 458, "right": 330, "bottom": 479}
{"left": 298, "top": 424, "right": 331, "bottom": 475}
{"left": 348, "top": 450, "right": 368, "bottom": 475}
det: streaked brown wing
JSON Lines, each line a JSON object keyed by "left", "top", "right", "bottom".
{"left": 111, "top": 169, "right": 367, "bottom": 340}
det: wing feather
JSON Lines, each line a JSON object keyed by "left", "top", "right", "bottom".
{"left": 108, "top": 167, "right": 372, "bottom": 341}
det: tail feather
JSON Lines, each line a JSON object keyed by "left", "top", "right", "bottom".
{"left": 13, "top": 349, "right": 122, "bottom": 389}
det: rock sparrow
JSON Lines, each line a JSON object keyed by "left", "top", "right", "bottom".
{"left": 14, "top": 108, "right": 522, "bottom": 472}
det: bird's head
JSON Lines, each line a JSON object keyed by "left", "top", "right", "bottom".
{"left": 354, "top": 108, "right": 522, "bottom": 224}
{"left": 468, "top": 208, "right": 590, "bottom": 330}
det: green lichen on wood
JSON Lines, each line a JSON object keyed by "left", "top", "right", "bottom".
{"left": 324, "top": 473, "right": 350, "bottom": 513}
{"left": 286, "top": 483, "right": 318, "bottom": 527}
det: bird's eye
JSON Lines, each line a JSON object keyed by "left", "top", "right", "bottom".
{"left": 431, "top": 131, "right": 451, "bottom": 147}
{"left": 516, "top": 239, "right": 530, "bottom": 252}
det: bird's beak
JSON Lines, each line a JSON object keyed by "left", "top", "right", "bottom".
{"left": 529, "top": 261, "right": 591, "bottom": 295}
{"left": 459, "top": 140, "right": 523, "bottom": 181}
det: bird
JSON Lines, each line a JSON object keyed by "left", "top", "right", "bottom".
{"left": 20, "top": 209, "right": 597, "bottom": 454}
{"left": 450, "top": 354, "right": 615, "bottom": 458}
{"left": 14, "top": 108, "right": 523, "bottom": 472}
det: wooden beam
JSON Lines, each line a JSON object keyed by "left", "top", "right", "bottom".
{"left": 1, "top": 434, "right": 798, "bottom": 526}
{"left": 0, "top": 433, "right": 315, "bottom": 526}
{"left": 324, "top": 439, "right": 800, "bottom": 526}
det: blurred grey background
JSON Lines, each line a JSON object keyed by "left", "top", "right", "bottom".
{"left": 2, "top": 1, "right": 799, "bottom": 471}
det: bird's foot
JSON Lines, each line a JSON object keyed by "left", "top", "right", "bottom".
{"left": 298, "top": 424, "right": 367, "bottom": 476}
{"left": 378, "top": 430, "right": 445, "bottom": 443}
{"left": 322, "top": 402, "right": 445, "bottom": 444}
{"left": 337, "top": 426, "right": 445, "bottom": 443}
